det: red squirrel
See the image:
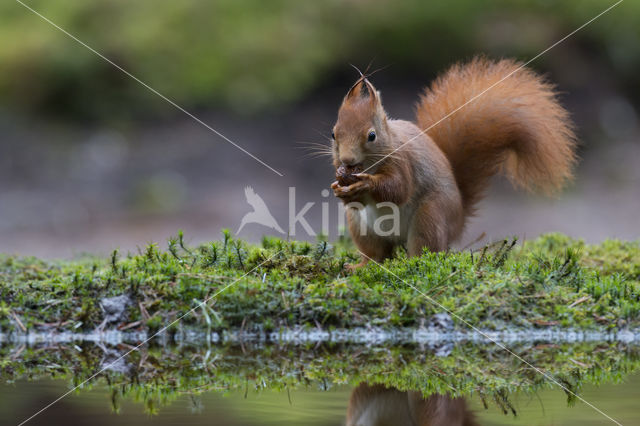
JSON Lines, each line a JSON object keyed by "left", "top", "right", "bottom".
{"left": 330, "top": 57, "right": 577, "bottom": 268}
{"left": 346, "top": 383, "right": 479, "bottom": 426}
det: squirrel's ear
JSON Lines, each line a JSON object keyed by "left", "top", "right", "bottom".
{"left": 345, "top": 78, "right": 379, "bottom": 104}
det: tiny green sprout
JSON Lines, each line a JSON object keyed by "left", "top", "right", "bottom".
{"left": 110, "top": 249, "right": 119, "bottom": 273}
{"left": 178, "top": 230, "right": 192, "bottom": 255}
{"left": 222, "top": 229, "right": 232, "bottom": 249}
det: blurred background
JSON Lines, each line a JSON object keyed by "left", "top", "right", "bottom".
{"left": 0, "top": 0, "right": 638, "bottom": 258}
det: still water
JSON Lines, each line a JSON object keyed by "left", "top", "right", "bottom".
{"left": 1, "top": 340, "right": 639, "bottom": 425}
{"left": 2, "top": 375, "right": 640, "bottom": 425}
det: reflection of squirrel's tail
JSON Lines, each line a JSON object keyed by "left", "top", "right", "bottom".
{"left": 416, "top": 56, "right": 577, "bottom": 216}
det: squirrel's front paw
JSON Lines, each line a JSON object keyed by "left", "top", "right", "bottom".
{"left": 332, "top": 179, "right": 370, "bottom": 203}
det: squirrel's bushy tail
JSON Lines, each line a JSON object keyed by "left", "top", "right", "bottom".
{"left": 416, "top": 56, "right": 577, "bottom": 215}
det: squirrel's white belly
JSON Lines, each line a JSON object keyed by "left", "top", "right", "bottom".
{"left": 359, "top": 201, "right": 412, "bottom": 242}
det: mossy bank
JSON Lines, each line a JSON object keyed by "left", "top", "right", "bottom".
{"left": 1, "top": 232, "right": 639, "bottom": 335}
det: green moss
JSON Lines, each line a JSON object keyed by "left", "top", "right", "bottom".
{"left": 0, "top": 233, "right": 639, "bottom": 333}
{"left": 2, "top": 340, "right": 639, "bottom": 415}
{"left": 1, "top": 233, "right": 640, "bottom": 413}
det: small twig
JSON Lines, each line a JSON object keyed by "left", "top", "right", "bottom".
{"left": 529, "top": 319, "right": 559, "bottom": 326}
{"left": 281, "top": 290, "right": 290, "bottom": 310}
{"left": 569, "top": 358, "right": 590, "bottom": 369}
{"left": 10, "top": 344, "right": 26, "bottom": 360}
{"left": 118, "top": 320, "right": 142, "bottom": 331}
{"left": 33, "top": 320, "right": 72, "bottom": 328}
{"left": 568, "top": 296, "right": 590, "bottom": 308}
{"left": 240, "top": 316, "right": 247, "bottom": 334}
{"left": 40, "top": 299, "right": 65, "bottom": 313}
{"left": 138, "top": 302, "right": 150, "bottom": 321}
{"left": 10, "top": 311, "right": 26, "bottom": 332}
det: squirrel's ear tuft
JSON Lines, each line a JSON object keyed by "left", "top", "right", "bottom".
{"left": 345, "top": 78, "right": 378, "bottom": 103}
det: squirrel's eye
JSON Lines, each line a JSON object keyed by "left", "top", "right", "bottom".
{"left": 331, "top": 131, "right": 335, "bottom": 140}
{"left": 367, "top": 130, "right": 376, "bottom": 142}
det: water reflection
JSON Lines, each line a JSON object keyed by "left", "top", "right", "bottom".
{"left": 347, "top": 383, "right": 478, "bottom": 426}
{"left": 2, "top": 339, "right": 640, "bottom": 424}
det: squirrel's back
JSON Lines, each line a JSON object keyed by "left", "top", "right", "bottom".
{"left": 415, "top": 57, "right": 577, "bottom": 216}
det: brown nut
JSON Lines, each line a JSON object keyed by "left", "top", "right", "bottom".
{"left": 336, "top": 164, "right": 363, "bottom": 186}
